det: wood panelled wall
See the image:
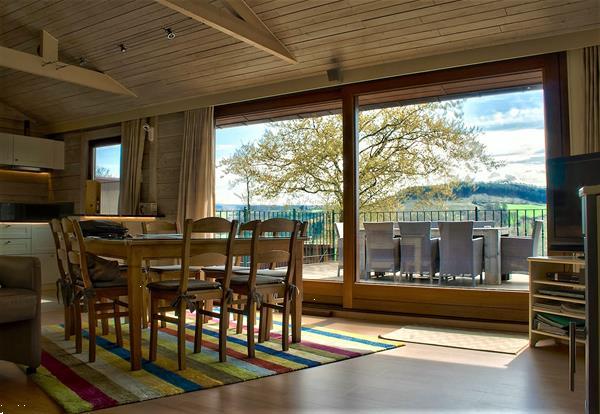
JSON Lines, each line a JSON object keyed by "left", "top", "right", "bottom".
{"left": 50, "top": 113, "right": 184, "bottom": 219}
{"left": 0, "top": 170, "right": 50, "bottom": 203}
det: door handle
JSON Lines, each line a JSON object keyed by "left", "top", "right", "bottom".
{"left": 569, "top": 321, "right": 577, "bottom": 392}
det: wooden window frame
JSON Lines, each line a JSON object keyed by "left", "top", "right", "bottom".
{"left": 215, "top": 53, "right": 570, "bottom": 323}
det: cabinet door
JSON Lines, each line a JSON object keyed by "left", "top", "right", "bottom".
{"left": 32, "top": 224, "right": 55, "bottom": 254}
{"left": 0, "top": 132, "right": 13, "bottom": 165}
{"left": 37, "top": 253, "right": 59, "bottom": 285}
{"left": 13, "top": 135, "right": 55, "bottom": 168}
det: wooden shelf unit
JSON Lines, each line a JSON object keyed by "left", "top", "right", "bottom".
{"left": 528, "top": 256, "right": 586, "bottom": 347}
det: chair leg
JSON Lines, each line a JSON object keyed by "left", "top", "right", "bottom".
{"left": 236, "top": 301, "right": 244, "bottom": 334}
{"left": 101, "top": 298, "right": 109, "bottom": 335}
{"left": 74, "top": 299, "right": 82, "bottom": 354}
{"left": 282, "top": 297, "right": 291, "bottom": 352}
{"left": 177, "top": 302, "right": 187, "bottom": 370}
{"left": 88, "top": 301, "right": 97, "bottom": 362}
{"left": 149, "top": 294, "right": 158, "bottom": 362}
{"left": 142, "top": 285, "right": 149, "bottom": 329}
{"left": 113, "top": 300, "right": 123, "bottom": 347}
{"left": 258, "top": 304, "right": 267, "bottom": 343}
{"left": 246, "top": 297, "right": 255, "bottom": 358}
{"left": 219, "top": 299, "right": 229, "bottom": 362}
{"left": 194, "top": 301, "right": 203, "bottom": 353}
{"left": 64, "top": 305, "right": 71, "bottom": 341}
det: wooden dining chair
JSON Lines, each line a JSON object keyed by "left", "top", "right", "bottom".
{"left": 227, "top": 218, "right": 301, "bottom": 358}
{"left": 61, "top": 218, "right": 129, "bottom": 362}
{"left": 148, "top": 217, "right": 238, "bottom": 369}
{"left": 49, "top": 218, "right": 76, "bottom": 340}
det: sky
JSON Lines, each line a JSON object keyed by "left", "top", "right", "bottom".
{"left": 215, "top": 88, "right": 546, "bottom": 205}
{"left": 94, "top": 88, "right": 546, "bottom": 206}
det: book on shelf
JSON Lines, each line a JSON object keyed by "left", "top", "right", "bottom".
{"left": 546, "top": 271, "right": 582, "bottom": 284}
{"left": 537, "top": 288, "right": 585, "bottom": 300}
{"left": 561, "top": 303, "right": 586, "bottom": 316}
{"left": 537, "top": 312, "right": 585, "bottom": 328}
{"left": 534, "top": 302, "right": 562, "bottom": 312}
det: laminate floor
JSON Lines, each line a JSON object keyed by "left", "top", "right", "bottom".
{"left": 0, "top": 290, "right": 585, "bottom": 414}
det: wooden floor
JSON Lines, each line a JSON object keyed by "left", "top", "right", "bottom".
{"left": 0, "top": 290, "right": 585, "bottom": 414}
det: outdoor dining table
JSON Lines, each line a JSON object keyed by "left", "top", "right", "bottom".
{"left": 85, "top": 234, "right": 305, "bottom": 371}
{"left": 430, "top": 226, "right": 510, "bottom": 285}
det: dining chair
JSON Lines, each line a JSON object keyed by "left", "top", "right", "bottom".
{"left": 334, "top": 222, "right": 366, "bottom": 279}
{"left": 364, "top": 222, "right": 400, "bottom": 281}
{"left": 49, "top": 219, "right": 76, "bottom": 340}
{"left": 61, "top": 218, "right": 129, "bottom": 362}
{"left": 501, "top": 219, "right": 543, "bottom": 278}
{"left": 148, "top": 217, "right": 238, "bottom": 368}
{"left": 227, "top": 218, "right": 301, "bottom": 358}
{"left": 397, "top": 221, "right": 439, "bottom": 282}
{"left": 438, "top": 221, "right": 484, "bottom": 287}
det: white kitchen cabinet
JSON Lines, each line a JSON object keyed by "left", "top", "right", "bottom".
{"left": 0, "top": 222, "right": 59, "bottom": 286}
{"left": 0, "top": 133, "right": 64, "bottom": 170}
{"left": 0, "top": 132, "right": 13, "bottom": 165}
{"left": 13, "top": 135, "right": 56, "bottom": 168}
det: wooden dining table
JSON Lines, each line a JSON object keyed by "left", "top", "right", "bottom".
{"left": 85, "top": 235, "right": 305, "bottom": 371}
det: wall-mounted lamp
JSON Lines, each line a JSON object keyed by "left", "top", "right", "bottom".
{"left": 143, "top": 122, "right": 154, "bottom": 142}
{"left": 119, "top": 44, "right": 127, "bottom": 53}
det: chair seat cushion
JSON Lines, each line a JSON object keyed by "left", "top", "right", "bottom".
{"left": 230, "top": 274, "right": 285, "bottom": 286}
{"left": 202, "top": 265, "right": 247, "bottom": 273}
{"left": 148, "top": 264, "right": 203, "bottom": 273}
{"left": 232, "top": 268, "right": 287, "bottom": 278}
{"left": 75, "top": 278, "right": 129, "bottom": 288}
{"left": 0, "top": 288, "right": 37, "bottom": 323}
{"left": 147, "top": 279, "right": 221, "bottom": 291}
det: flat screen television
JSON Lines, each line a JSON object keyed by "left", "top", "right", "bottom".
{"left": 546, "top": 152, "right": 600, "bottom": 252}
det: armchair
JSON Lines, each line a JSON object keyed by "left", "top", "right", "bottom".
{"left": 501, "top": 220, "right": 543, "bottom": 278}
{"left": 0, "top": 256, "right": 41, "bottom": 373}
{"left": 438, "top": 221, "right": 484, "bottom": 287}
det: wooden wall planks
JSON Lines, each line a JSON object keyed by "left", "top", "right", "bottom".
{"left": 0, "top": 170, "right": 50, "bottom": 203}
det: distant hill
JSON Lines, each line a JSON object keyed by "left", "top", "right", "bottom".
{"left": 403, "top": 181, "right": 546, "bottom": 204}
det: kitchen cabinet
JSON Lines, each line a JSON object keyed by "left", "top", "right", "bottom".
{"left": 0, "top": 132, "right": 64, "bottom": 170}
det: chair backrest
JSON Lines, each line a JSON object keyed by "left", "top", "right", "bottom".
{"left": 61, "top": 218, "right": 93, "bottom": 289}
{"left": 49, "top": 219, "right": 70, "bottom": 281}
{"left": 531, "top": 219, "right": 543, "bottom": 256}
{"left": 244, "top": 218, "right": 301, "bottom": 288}
{"left": 473, "top": 221, "right": 495, "bottom": 228}
{"left": 364, "top": 222, "right": 395, "bottom": 249}
{"left": 398, "top": 221, "right": 431, "bottom": 237}
{"left": 398, "top": 221, "right": 433, "bottom": 272}
{"left": 438, "top": 221, "right": 475, "bottom": 274}
{"left": 142, "top": 220, "right": 178, "bottom": 234}
{"left": 180, "top": 217, "right": 238, "bottom": 293}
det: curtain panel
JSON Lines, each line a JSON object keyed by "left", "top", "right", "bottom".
{"left": 584, "top": 45, "right": 599, "bottom": 153}
{"left": 118, "top": 119, "right": 146, "bottom": 215}
{"left": 177, "top": 107, "right": 216, "bottom": 228}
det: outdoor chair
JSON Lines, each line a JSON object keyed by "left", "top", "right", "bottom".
{"left": 501, "top": 219, "right": 543, "bottom": 279}
{"left": 335, "top": 222, "right": 366, "bottom": 279}
{"left": 438, "top": 221, "right": 484, "bottom": 287}
{"left": 397, "top": 221, "right": 439, "bottom": 282}
{"left": 364, "top": 222, "right": 400, "bottom": 281}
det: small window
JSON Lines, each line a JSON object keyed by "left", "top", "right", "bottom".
{"left": 90, "top": 139, "right": 121, "bottom": 214}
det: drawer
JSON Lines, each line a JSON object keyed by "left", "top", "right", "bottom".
{"left": 32, "top": 224, "right": 55, "bottom": 254}
{"left": 0, "top": 238, "right": 31, "bottom": 255}
{"left": 0, "top": 223, "right": 31, "bottom": 239}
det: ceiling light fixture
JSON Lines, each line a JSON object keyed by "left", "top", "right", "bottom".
{"left": 164, "top": 28, "right": 175, "bottom": 39}
{"left": 119, "top": 43, "right": 127, "bottom": 53}
{"left": 79, "top": 57, "right": 87, "bottom": 66}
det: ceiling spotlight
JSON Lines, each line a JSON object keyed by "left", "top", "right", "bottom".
{"left": 164, "top": 28, "right": 175, "bottom": 40}
{"left": 119, "top": 43, "right": 127, "bottom": 53}
{"left": 79, "top": 57, "right": 87, "bottom": 66}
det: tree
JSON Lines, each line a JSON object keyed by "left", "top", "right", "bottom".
{"left": 219, "top": 143, "right": 260, "bottom": 211}
{"left": 220, "top": 101, "right": 499, "bottom": 211}
{"left": 95, "top": 166, "right": 111, "bottom": 178}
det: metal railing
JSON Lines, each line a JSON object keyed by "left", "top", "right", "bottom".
{"left": 216, "top": 207, "right": 547, "bottom": 263}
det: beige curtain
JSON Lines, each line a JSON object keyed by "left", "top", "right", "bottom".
{"left": 584, "top": 45, "right": 599, "bottom": 153}
{"left": 118, "top": 119, "right": 146, "bottom": 214}
{"left": 176, "top": 107, "right": 215, "bottom": 228}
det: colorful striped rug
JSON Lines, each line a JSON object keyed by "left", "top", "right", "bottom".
{"left": 33, "top": 315, "right": 401, "bottom": 413}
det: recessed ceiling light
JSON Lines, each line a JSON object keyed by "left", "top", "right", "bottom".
{"left": 119, "top": 43, "right": 127, "bottom": 53}
{"left": 79, "top": 57, "right": 87, "bottom": 66}
{"left": 164, "top": 28, "right": 175, "bottom": 40}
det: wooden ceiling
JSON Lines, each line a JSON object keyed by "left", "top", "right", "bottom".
{"left": 0, "top": 0, "right": 598, "bottom": 131}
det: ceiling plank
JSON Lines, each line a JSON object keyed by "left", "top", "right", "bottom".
{"left": 223, "top": 0, "right": 272, "bottom": 34}
{"left": 154, "top": 0, "right": 297, "bottom": 64}
{"left": 0, "top": 45, "right": 137, "bottom": 97}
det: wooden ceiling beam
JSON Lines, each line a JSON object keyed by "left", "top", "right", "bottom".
{"left": 155, "top": 0, "right": 297, "bottom": 64}
{"left": 0, "top": 31, "right": 136, "bottom": 97}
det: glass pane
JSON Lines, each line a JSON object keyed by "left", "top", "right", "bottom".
{"left": 357, "top": 86, "right": 546, "bottom": 290}
{"left": 215, "top": 107, "right": 343, "bottom": 281}
{"left": 93, "top": 144, "right": 121, "bottom": 214}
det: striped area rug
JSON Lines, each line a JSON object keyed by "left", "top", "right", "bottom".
{"left": 33, "top": 315, "right": 401, "bottom": 413}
